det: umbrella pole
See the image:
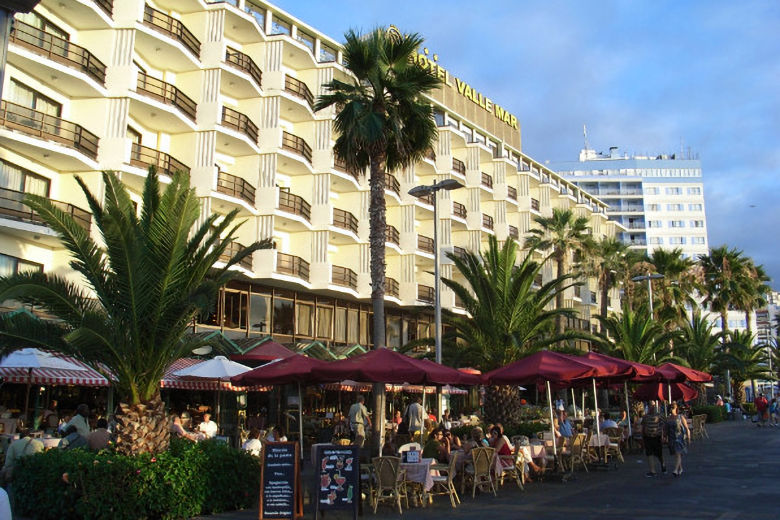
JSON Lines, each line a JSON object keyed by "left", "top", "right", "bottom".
{"left": 571, "top": 388, "right": 576, "bottom": 417}
{"left": 668, "top": 381, "right": 672, "bottom": 411}
{"left": 581, "top": 389, "right": 585, "bottom": 419}
{"left": 624, "top": 381, "right": 632, "bottom": 439}
{"left": 592, "top": 378, "right": 601, "bottom": 461}
{"left": 545, "top": 381, "right": 557, "bottom": 459}
{"left": 24, "top": 368, "right": 32, "bottom": 428}
{"left": 298, "top": 382, "right": 304, "bottom": 462}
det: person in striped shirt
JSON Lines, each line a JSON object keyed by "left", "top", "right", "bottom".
{"left": 641, "top": 403, "right": 667, "bottom": 477}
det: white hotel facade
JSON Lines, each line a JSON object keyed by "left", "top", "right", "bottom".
{"left": 0, "top": 0, "right": 618, "bottom": 354}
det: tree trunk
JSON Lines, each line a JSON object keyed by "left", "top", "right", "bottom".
{"left": 483, "top": 385, "right": 523, "bottom": 430}
{"left": 113, "top": 391, "right": 170, "bottom": 455}
{"left": 600, "top": 272, "right": 609, "bottom": 333}
{"left": 555, "top": 255, "right": 566, "bottom": 339}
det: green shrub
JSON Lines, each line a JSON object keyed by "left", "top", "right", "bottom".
{"left": 449, "top": 421, "right": 548, "bottom": 441}
{"left": 12, "top": 437, "right": 260, "bottom": 520}
{"left": 692, "top": 405, "right": 725, "bottom": 423}
{"left": 741, "top": 402, "right": 756, "bottom": 415}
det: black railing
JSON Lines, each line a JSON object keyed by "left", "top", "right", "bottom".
{"left": 385, "top": 225, "right": 399, "bottom": 245}
{"left": 137, "top": 72, "right": 197, "bottom": 121}
{"left": 219, "top": 241, "right": 252, "bottom": 270}
{"left": 333, "top": 208, "right": 358, "bottom": 234}
{"left": 418, "top": 234, "right": 434, "bottom": 254}
{"left": 530, "top": 198, "right": 540, "bottom": 211}
{"left": 143, "top": 5, "right": 201, "bottom": 59}
{"left": 385, "top": 277, "right": 399, "bottom": 298}
{"left": 332, "top": 265, "right": 357, "bottom": 290}
{"left": 425, "top": 148, "right": 436, "bottom": 161}
{"left": 0, "top": 186, "right": 91, "bottom": 231}
{"left": 384, "top": 173, "right": 400, "bottom": 196}
{"left": 93, "top": 0, "right": 113, "bottom": 16}
{"left": 418, "top": 285, "right": 434, "bottom": 303}
{"left": 0, "top": 101, "right": 99, "bottom": 159}
{"left": 481, "top": 172, "right": 493, "bottom": 189}
{"left": 507, "top": 186, "right": 517, "bottom": 201}
{"left": 414, "top": 191, "right": 434, "bottom": 205}
{"left": 508, "top": 225, "right": 519, "bottom": 239}
{"left": 10, "top": 21, "right": 107, "bottom": 85}
{"left": 278, "top": 188, "right": 311, "bottom": 221}
{"left": 333, "top": 156, "right": 359, "bottom": 181}
{"left": 130, "top": 143, "right": 190, "bottom": 175}
{"left": 284, "top": 75, "right": 314, "bottom": 108}
{"left": 452, "top": 246, "right": 466, "bottom": 259}
{"left": 282, "top": 131, "right": 312, "bottom": 163}
{"left": 277, "top": 252, "right": 309, "bottom": 281}
{"left": 216, "top": 171, "right": 255, "bottom": 206}
{"left": 482, "top": 213, "right": 494, "bottom": 230}
{"left": 452, "top": 158, "right": 465, "bottom": 175}
{"left": 225, "top": 47, "right": 262, "bottom": 88}
{"left": 222, "top": 106, "right": 258, "bottom": 143}
{"left": 452, "top": 201, "right": 467, "bottom": 219}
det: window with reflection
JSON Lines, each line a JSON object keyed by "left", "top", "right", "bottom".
{"left": 296, "top": 301, "right": 314, "bottom": 337}
{"left": 243, "top": 1, "right": 266, "bottom": 30}
{"left": 0, "top": 253, "right": 43, "bottom": 277}
{"left": 319, "top": 43, "right": 336, "bottom": 62}
{"left": 249, "top": 293, "right": 271, "bottom": 335}
{"left": 297, "top": 30, "right": 314, "bottom": 51}
{"left": 273, "top": 296, "right": 294, "bottom": 335}
{"left": 223, "top": 290, "right": 248, "bottom": 330}
{"left": 270, "top": 16, "right": 291, "bottom": 35}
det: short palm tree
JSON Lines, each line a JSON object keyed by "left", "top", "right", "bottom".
{"left": 581, "top": 236, "right": 628, "bottom": 329}
{"left": 733, "top": 260, "right": 771, "bottom": 334}
{"left": 0, "top": 169, "right": 268, "bottom": 454}
{"left": 648, "top": 247, "right": 696, "bottom": 327}
{"left": 717, "top": 330, "right": 770, "bottom": 405}
{"left": 675, "top": 312, "right": 722, "bottom": 404}
{"left": 591, "top": 305, "right": 679, "bottom": 365}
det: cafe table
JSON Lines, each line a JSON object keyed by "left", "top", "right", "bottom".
{"left": 400, "top": 457, "right": 434, "bottom": 492}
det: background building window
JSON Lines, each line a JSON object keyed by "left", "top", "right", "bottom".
{"left": 0, "top": 159, "right": 50, "bottom": 196}
{"left": 0, "top": 253, "right": 43, "bottom": 277}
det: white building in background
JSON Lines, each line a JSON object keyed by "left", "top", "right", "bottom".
{"left": 757, "top": 291, "right": 780, "bottom": 345}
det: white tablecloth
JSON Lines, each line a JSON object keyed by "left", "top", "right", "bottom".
{"left": 401, "top": 457, "right": 434, "bottom": 491}
{"left": 589, "top": 433, "right": 610, "bottom": 447}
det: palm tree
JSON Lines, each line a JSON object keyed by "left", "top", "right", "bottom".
{"left": 733, "top": 260, "right": 771, "bottom": 334}
{"left": 591, "top": 305, "right": 679, "bottom": 365}
{"left": 442, "top": 236, "right": 575, "bottom": 427}
{"left": 525, "top": 207, "right": 591, "bottom": 336}
{"left": 698, "top": 246, "right": 747, "bottom": 333}
{"left": 0, "top": 169, "right": 268, "bottom": 455}
{"left": 647, "top": 248, "right": 696, "bottom": 327}
{"left": 314, "top": 27, "right": 440, "bottom": 449}
{"left": 581, "top": 236, "right": 628, "bottom": 330}
{"left": 675, "top": 312, "right": 723, "bottom": 404}
{"left": 716, "top": 330, "right": 770, "bottom": 405}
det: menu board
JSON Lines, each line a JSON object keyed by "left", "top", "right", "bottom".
{"left": 314, "top": 444, "right": 359, "bottom": 520}
{"left": 259, "top": 442, "right": 302, "bottom": 520}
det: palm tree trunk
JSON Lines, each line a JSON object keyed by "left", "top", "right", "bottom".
{"left": 745, "top": 310, "right": 752, "bottom": 334}
{"left": 369, "top": 153, "right": 387, "bottom": 455}
{"left": 555, "top": 255, "right": 565, "bottom": 338}
{"left": 114, "top": 391, "right": 170, "bottom": 455}
{"left": 600, "top": 272, "right": 609, "bottom": 333}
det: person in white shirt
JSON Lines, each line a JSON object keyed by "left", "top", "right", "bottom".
{"left": 66, "top": 404, "right": 91, "bottom": 437}
{"left": 265, "top": 426, "right": 287, "bottom": 442}
{"left": 242, "top": 428, "right": 263, "bottom": 457}
{"left": 600, "top": 412, "right": 619, "bottom": 430}
{"left": 198, "top": 413, "right": 218, "bottom": 438}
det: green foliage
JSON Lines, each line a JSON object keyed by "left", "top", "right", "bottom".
{"left": 450, "top": 421, "right": 548, "bottom": 440}
{"left": 11, "top": 438, "right": 260, "bottom": 520}
{"left": 741, "top": 402, "right": 756, "bottom": 415}
{"left": 692, "top": 405, "right": 725, "bottom": 423}
{"left": 591, "top": 304, "right": 680, "bottom": 364}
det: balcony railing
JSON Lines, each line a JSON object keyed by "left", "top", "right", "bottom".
{"left": 93, "top": 0, "right": 113, "bottom": 16}
{"left": 481, "top": 172, "right": 493, "bottom": 189}
{"left": 130, "top": 143, "right": 190, "bottom": 176}
{"left": 385, "top": 224, "right": 399, "bottom": 245}
{"left": 418, "top": 285, "right": 434, "bottom": 303}
{"left": 414, "top": 191, "right": 434, "bottom": 205}
{"left": 333, "top": 156, "right": 359, "bottom": 180}
{"left": 384, "top": 173, "right": 400, "bottom": 196}
{"left": 452, "top": 201, "right": 467, "bottom": 219}
{"left": 452, "top": 158, "right": 465, "bottom": 175}
{"left": 10, "top": 21, "right": 107, "bottom": 85}
{"left": 418, "top": 234, "right": 434, "bottom": 254}
{"left": 216, "top": 171, "right": 255, "bottom": 206}
{"left": 143, "top": 5, "right": 201, "bottom": 59}
{"left": 0, "top": 187, "right": 91, "bottom": 232}
{"left": 454, "top": 293, "right": 465, "bottom": 309}
{"left": 222, "top": 106, "right": 258, "bottom": 143}
{"left": 225, "top": 47, "right": 262, "bottom": 88}
{"left": 0, "top": 101, "right": 99, "bottom": 160}
{"left": 137, "top": 72, "right": 197, "bottom": 121}
{"left": 332, "top": 207, "right": 358, "bottom": 234}
{"left": 508, "top": 225, "right": 519, "bottom": 240}
{"left": 219, "top": 240, "right": 252, "bottom": 270}
{"left": 284, "top": 75, "right": 314, "bottom": 108}
{"left": 530, "top": 198, "right": 540, "bottom": 212}
{"left": 332, "top": 265, "right": 357, "bottom": 290}
{"left": 385, "top": 277, "right": 399, "bottom": 298}
{"left": 278, "top": 188, "right": 311, "bottom": 221}
{"left": 507, "top": 186, "right": 517, "bottom": 201}
{"left": 277, "top": 252, "right": 309, "bottom": 281}
{"left": 482, "top": 213, "right": 494, "bottom": 230}
{"left": 281, "top": 131, "right": 312, "bottom": 163}
{"left": 452, "top": 246, "right": 466, "bottom": 259}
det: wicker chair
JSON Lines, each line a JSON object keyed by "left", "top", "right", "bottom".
{"left": 568, "top": 432, "right": 589, "bottom": 473}
{"left": 603, "top": 427, "right": 624, "bottom": 463}
{"left": 430, "top": 451, "right": 461, "bottom": 508}
{"left": 371, "top": 456, "right": 408, "bottom": 514}
{"left": 461, "top": 447, "right": 496, "bottom": 498}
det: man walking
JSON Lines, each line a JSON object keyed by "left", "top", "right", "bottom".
{"left": 642, "top": 402, "right": 666, "bottom": 477}
{"left": 405, "top": 397, "right": 425, "bottom": 442}
{"left": 754, "top": 393, "right": 769, "bottom": 426}
{"left": 348, "top": 395, "right": 371, "bottom": 445}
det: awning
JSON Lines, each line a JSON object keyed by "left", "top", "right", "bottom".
{"left": 322, "top": 381, "right": 467, "bottom": 395}
{"left": 0, "top": 355, "right": 110, "bottom": 387}
{"left": 162, "top": 358, "right": 269, "bottom": 392}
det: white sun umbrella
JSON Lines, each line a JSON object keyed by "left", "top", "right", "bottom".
{"left": 0, "top": 348, "right": 88, "bottom": 424}
{"left": 174, "top": 356, "right": 252, "bottom": 434}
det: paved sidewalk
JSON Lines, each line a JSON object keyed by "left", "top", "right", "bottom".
{"left": 197, "top": 419, "right": 780, "bottom": 520}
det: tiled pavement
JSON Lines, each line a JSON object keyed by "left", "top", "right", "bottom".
{"left": 196, "top": 418, "right": 780, "bottom": 520}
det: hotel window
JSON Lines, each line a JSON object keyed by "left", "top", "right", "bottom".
{"left": 387, "top": 316, "right": 402, "bottom": 350}
{"left": 222, "top": 290, "right": 248, "bottom": 330}
{"left": 666, "top": 204, "right": 684, "bottom": 211}
{"left": 315, "top": 302, "right": 333, "bottom": 339}
{"left": 243, "top": 1, "right": 266, "bottom": 31}
{"left": 669, "top": 237, "right": 686, "bottom": 245}
{"left": 665, "top": 187, "right": 682, "bottom": 195}
{"left": 296, "top": 30, "right": 314, "bottom": 52}
{"left": 319, "top": 43, "right": 336, "bottom": 63}
{"left": 647, "top": 204, "right": 660, "bottom": 211}
{"left": 272, "top": 295, "right": 295, "bottom": 335}
{"left": 691, "top": 237, "right": 706, "bottom": 245}
{"left": 669, "top": 220, "right": 685, "bottom": 228}
{"left": 15, "top": 11, "right": 69, "bottom": 40}
{"left": 269, "top": 16, "right": 291, "bottom": 36}
{"left": 347, "top": 307, "right": 358, "bottom": 344}
{"left": 0, "top": 253, "right": 43, "bottom": 277}
{"left": 687, "top": 187, "right": 701, "bottom": 195}
{"left": 334, "top": 306, "right": 346, "bottom": 342}
{"left": 0, "top": 159, "right": 50, "bottom": 196}
{"left": 688, "top": 203, "right": 703, "bottom": 211}
{"left": 648, "top": 237, "right": 663, "bottom": 245}
{"left": 691, "top": 220, "right": 704, "bottom": 228}
{"left": 433, "top": 110, "right": 445, "bottom": 127}
{"left": 295, "top": 300, "right": 314, "bottom": 337}
{"left": 7, "top": 80, "right": 62, "bottom": 116}
{"left": 249, "top": 292, "right": 271, "bottom": 334}
{"left": 647, "top": 220, "right": 662, "bottom": 228}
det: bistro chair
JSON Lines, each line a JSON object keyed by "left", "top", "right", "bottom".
{"left": 461, "top": 447, "right": 496, "bottom": 498}
{"left": 603, "top": 427, "right": 624, "bottom": 463}
{"left": 371, "top": 456, "right": 408, "bottom": 514}
{"left": 496, "top": 442, "right": 523, "bottom": 490}
{"left": 568, "top": 433, "right": 589, "bottom": 473}
{"left": 430, "top": 451, "right": 461, "bottom": 508}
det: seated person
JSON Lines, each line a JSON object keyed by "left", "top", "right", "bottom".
{"left": 599, "top": 412, "right": 619, "bottom": 430}
{"left": 463, "top": 426, "right": 489, "bottom": 455}
{"left": 170, "top": 415, "right": 196, "bottom": 441}
{"left": 2, "top": 429, "right": 44, "bottom": 481}
{"left": 488, "top": 426, "right": 513, "bottom": 467}
{"left": 87, "top": 418, "right": 111, "bottom": 451}
{"left": 422, "top": 428, "right": 450, "bottom": 463}
{"left": 332, "top": 413, "right": 350, "bottom": 440}
{"left": 266, "top": 426, "right": 287, "bottom": 442}
{"left": 444, "top": 429, "right": 462, "bottom": 450}
{"left": 381, "top": 433, "right": 396, "bottom": 456}
{"left": 59, "top": 425, "right": 88, "bottom": 451}
{"left": 241, "top": 428, "right": 263, "bottom": 457}
{"left": 515, "top": 435, "right": 544, "bottom": 481}
{"left": 198, "top": 413, "right": 218, "bottom": 438}
{"left": 617, "top": 410, "right": 630, "bottom": 428}
{"left": 558, "top": 411, "right": 574, "bottom": 439}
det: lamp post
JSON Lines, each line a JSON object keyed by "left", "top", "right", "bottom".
{"left": 409, "top": 178, "right": 464, "bottom": 420}
{"left": 631, "top": 273, "right": 664, "bottom": 320}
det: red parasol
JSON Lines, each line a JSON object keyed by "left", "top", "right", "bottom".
{"left": 634, "top": 381, "right": 698, "bottom": 402}
{"left": 230, "top": 354, "right": 327, "bottom": 386}
{"left": 581, "top": 352, "right": 656, "bottom": 380}
{"left": 483, "top": 350, "right": 600, "bottom": 386}
{"left": 653, "top": 363, "right": 712, "bottom": 383}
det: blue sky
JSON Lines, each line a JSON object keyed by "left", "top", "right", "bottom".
{"left": 275, "top": 0, "right": 780, "bottom": 285}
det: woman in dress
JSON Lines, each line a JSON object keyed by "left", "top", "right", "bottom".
{"left": 666, "top": 402, "right": 691, "bottom": 476}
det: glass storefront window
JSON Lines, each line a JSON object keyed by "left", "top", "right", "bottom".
{"left": 334, "top": 307, "right": 346, "bottom": 343}
{"left": 316, "top": 305, "right": 333, "bottom": 339}
{"left": 249, "top": 293, "right": 271, "bottom": 334}
{"left": 347, "top": 308, "right": 358, "bottom": 344}
{"left": 273, "top": 297, "right": 294, "bottom": 335}
{"left": 387, "top": 316, "right": 402, "bottom": 350}
{"left": 296, "top": 302, "right": 314, "bottom": 337}
{"left": 223, "top": 290, "right": 248, "bottom": 330}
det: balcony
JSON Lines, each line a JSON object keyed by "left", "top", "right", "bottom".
{"left": 0, "top": 101, "right": 99, "bottom": 161}
{"left": 481, "top": 172, "right": 493, "bottom": 189}
{"left": 277, "top": 252, "right": 309, "bottom": 282}
{"left": 385, "top": 277, "right": 399, "bottom": 298}
{"left": 384, "top": 173, "right": 400, "bottom": 196}
{"left": 414, "top": 191, "right": 434, "bottom": 205}
{"left": 530, "top": 198, "right": 540, "bottom": 212}
{"left": 332, "top": 208, "right": 358, "bottom": 234}
{"left": 137, "top": 72, "right": 197, "bottom": 121}
{"left": 454, "top": 293, "right": 465, "bottom": 309}
{"left": 216, "top": 171, "right": 255, "bottom": 206}
{"left": 222, "top": 106, "right": 258, "bottom": 143}
{"left": 418, "top": 234, "right": 434, "bottom": 254}
{"left": 333, "top": 156, "right": 359, "bottom": 181}
{"left": 418, "top": 285, "right": 435, "bottom": 304}
{"left": 452, "top": 158, "right": 465, "bottom": 176}
{"left": 452, "top": 201, "right": 467, "bottom": 219}
{"left": 130, "top": 143, "right": 190, "bottom": 176}
{"left": 219, "top": 241, "right": 252, "bottom": 271}
{"left": 284, "top": 75, "right": 314, "bottom": 108}
{"left": 0, "top": 187, "right": 91, "bottom": 232}
{"left": 508, "top": 225, "right": 519, "bottom": 240}
{"left": 385, "top": 225, "right": 400, "bottom": 246}
{"left": 225, "top": 47, "right": 262, "bottom": 88}
{"left": 281, "top": 131, "right": 312, "bottom": 164}
{"left": 507, "top": 186, "right": 517, "bottom": 201}
{"left": 332, "top": 265, "right": 357, "bottom": 290}
{"left": 278, "top": 188, "right": 311, "bottom": 221}
{"left": 482, "top": 213, "right": 494, "bottom": 230}
{"left": 93, "top": 0, "right": 112, "bottom": 17}
{"left": 9, "top": 21, "right": 107, "bottom": 86}
{"left": 452, "top": 246, "right": 466, "bottom": 260}
{"left": 425, "top": 148, "right": 436, "bottom": 161}
{"left": 142, "top": 5, "right": 201, "bottom": 59}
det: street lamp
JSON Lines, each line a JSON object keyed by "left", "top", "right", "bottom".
{"left": 631, "top": 273, "right": 664, "bottom": 318}
{"left": 409, "top": 178, "right": 464, "bottom": 420}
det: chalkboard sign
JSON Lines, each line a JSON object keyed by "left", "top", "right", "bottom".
{"left": 314, "top": 444, "right": 360, "bottom": 520}
{"left": 260, "top": 442, "right": 303, "bottom": 520}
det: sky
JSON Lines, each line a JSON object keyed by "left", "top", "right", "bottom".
{"left": 275, "top": 0, "right": 780, "bottom": 285}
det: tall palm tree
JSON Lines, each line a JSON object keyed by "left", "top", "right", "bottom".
{"left": 443, "top": 236, "right": 575, "bottom": 427}
{"left": 591, "top": 305, "right": 679, "bottom": 365}
{"left": 675, "top": 312, "right": 723, "bottom": 404}
{"left": 525, "top": 207, "right": 591, "bottom": 336}
{"left": 698, "top": 246, "right": 747, "bottom": 333}
{"left": 314, "top": 27, "right": 441, "bottom": 449}
{"left": 0, "top": 169, "right": 268, "bottom": 455}
{"left": 581, "top": 236, "right": 628, "bottom": 330}
{"left": 733, "top": 260, "right": 771, "bottom": 334}
{"left": 716, "top": 330, "right": 770, "bottom": 405}
{"left": 647, "top": 247, "right": 696, "bottom": 327}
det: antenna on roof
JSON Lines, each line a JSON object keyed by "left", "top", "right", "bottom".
{"left": 583, "top": 124, "right": 589, "bottom": 151}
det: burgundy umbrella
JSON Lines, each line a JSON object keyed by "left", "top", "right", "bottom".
{"left": 483, "top": 350, "right": 599, "bottom": 386}
{"left": 230, "top": 354, "right": 326, "bottom": 386}
{"left": 654, "top": 363, "right": 712, "bottom": 383}
{"left": 634, "top": 381, "right": 698, "bottom": 402}
{"left": 229, "top": 341, "right": 296, "bottom": 363}
{"left": 411, "top": 358, "right": 483, "bottom": 386}
{"left": 581, "top": 352, "right": 655, "bottom": 380}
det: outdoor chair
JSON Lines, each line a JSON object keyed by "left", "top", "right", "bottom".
{"left": 568, "top": 432, "right": 589, "bottom": 473}
{"left": 603, "top": 427, "right": 624, "bottom": 463}
{"left": 430, "top": 451, "right": 461, "bottom": 508}
{"left": 371, "top": 456, "right": 409, "bottom": 514}
{"left": 461, "top": 446, "right": 496, "bottom": 498}
{"left": 497, "top": 441, "right": 523, "bottom": 490}
{"left": 360, "top": 463, "right": 375, "bottom": 510}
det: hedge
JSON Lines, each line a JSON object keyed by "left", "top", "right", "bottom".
{"left": 450, "top": 421, "right": 549, "bottom": 440}
{"left": 692, "top": 405, "right": 725, "bottom": 424}
{"left": 11, "top": 438, "right": 260, "bottom": 520}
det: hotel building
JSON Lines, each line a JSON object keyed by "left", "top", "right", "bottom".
{"left": 0, "top": 0, "right": 617, "bottom": 355}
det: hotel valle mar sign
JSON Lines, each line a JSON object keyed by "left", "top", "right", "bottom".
{"left": 390, "top": 26, "right": 519, "bottom": 131}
